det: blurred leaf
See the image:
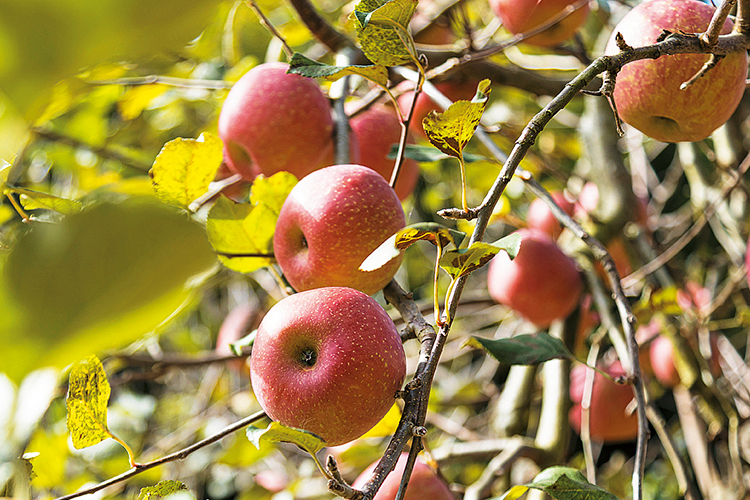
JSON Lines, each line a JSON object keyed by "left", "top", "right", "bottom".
{"left": 150, "top": 133, "right": 223, "bottom": 208}
{"left": 66, "top": 355, "right": 112, "bottom": 449}
{"left": 501, "top": 466, "right": 619, "bottom": 500}
{"left": 287, "top": 53, "right": 388, "bottom": 87}
{"left": 138, "top": 480, "right": 192, "bottom": 500}
{"left": 422, "top": 80, "right": 491, "bottom": 159}
{"left": 387, "top": 144, "right": 488, "bottom": 163}
{"left": 247, "top": 422, "right": 327, "bottom": 454}
{"left": 15, "top": 188, "right": 83, "bottom": 215}
{"left": 352, "top": 0, "right": 419, "bottom": 66}
{"left": 633, "top": 286, "right": 682, "bottom": 325}
{"left": 439, "top": 242, "right": 499, "bottom": 280}
{"left": 0, "top": 199, "right": 217, "bottom": 383}
{"left": 359, "top": 403, "right": 401, "bottom": 439}
{"left": 118, "top": 84, "right": 170, "bottom": 121}
{"left": 464, "top": 334, "right": 573, "bottom": 365}
{"left": 488, "top": 232, "right": 523, "bottom": 260}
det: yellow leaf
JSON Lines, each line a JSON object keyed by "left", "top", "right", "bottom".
{"left": 150, "top": 133, "right": 223, "bottom": 208}
{"left": 119, "top": 84, "right": 169, "bottom": 121}
{"left": 66, "top": 355, "right": 112, "bottom": 449}
{"left": 352, "top": 0, "right": 419, "bottom": 67}
{"left": 359, "top": 404, "right": 401, "bottom": 439}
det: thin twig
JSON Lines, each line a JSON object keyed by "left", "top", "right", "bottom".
{"left": 246, "top": 0, "right": 294, "bottom": 59}
{"left": 701, "top": 0, "right": 737, "bottom": 47}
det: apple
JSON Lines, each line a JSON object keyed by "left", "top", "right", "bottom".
{"left": 215, "top": 304, "right": 258, "bottom": 372}
{"left": 273, "top": 164, "right": 406, "bottom": 295}
{"left": 569, "top": 361, "right": 638, "bottom": 443}
{"left": 489, "top": 0, "right": 589, "bottom": 47}
{"left": 411, "top": 1, "right": 456, "bottom": 46}
{"left": 352, "top": 452, "right": 454, "bottom": 500}
{"left": 487, "top": 229, "right": 583, "bottom": 327}
{"left": 218, "top": 62, "right": 334, "bottom": 180}
{"left": 649, "top": 333, "right": 721, "bottom": 388}
{"left": 249, "top": 287, "right": 406, "bottom": 446}
{"left": 604, "top": 0, "right": 748, "bottom": 143}
{"left": 397, "top": 80, "right": 478, "bottom": 138}
{"left": 526, "top": 191, "right": 575, "bottom": 239}
{"left": 350, "top": 104, "right": 420, "bottom": 200}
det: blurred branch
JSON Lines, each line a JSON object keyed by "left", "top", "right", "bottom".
{"left": 287, "top": 0, "right": 356, "bottom": 54}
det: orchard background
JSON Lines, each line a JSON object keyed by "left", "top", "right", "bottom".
{"left": 1, "top": 0, "right": 750, "bottom": 499}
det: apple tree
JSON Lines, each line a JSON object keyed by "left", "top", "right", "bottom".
{"left": 1, "top": 0, "right": 750, "bottom": 500}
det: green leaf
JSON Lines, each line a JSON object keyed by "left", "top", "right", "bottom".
{"left": 138, "top": 480, "right": 192, "bottom": 500}
{"left": 359, "top": 222, "right": 466, "bottom": 272}
{"left": 287, "top": 53, "right": 389, "bottom": 88}
{"left": 501, "top": 466, "right": 620, "bottom": 500}
{"left": 206, "top": 172, "right": 297, "bottom": 274}
{"left": 66, "top": 355, "right": 112, "bottom": 449}
{"left": 0, "top": 199, "right": 217, "bottom": 383}
{"left": 387, "top": 144, "right": 489, "bottom": 163}
{"left": 422, "top": 79, "right": 491, "bottom": 159}
{"left": 439, "top": 242, "right": 499, "bottom": 280}
{"left": 15, "top": 188, "right": 83, "bottom": 215}
{"left": 149, "top": 133, "right": 223, "bottom": 208}
{"left": 463, "top": 334, "right": 574, "bottom": 365}
{"left": 352, "top": 0, "right": 419, "bottom": 66}
{"left": 488, "top": 232, "right": 523, "bottom": 260}
{"left": 247, "top": 422, "right": 327, "bottom": 455}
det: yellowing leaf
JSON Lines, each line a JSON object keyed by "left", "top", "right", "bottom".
{"left": 16, "top": 188, "right": 83, "bottom": 215}
{"left": 138, "top": 480, "right": 192, "bottom": 500}
{"left": 439, "top": 242, "right": 499, "bottom": 280}
{"left": 66, "top": 355, "right": 112, "bottom": 449}
{"left": 288, "top": 53, "right": 389, "bottom": 88}
{"left": 422, "top": 79, "right": 491, "bottom": 160}
{"left": 249, "top": 172, "right": 297, "bottom": 215}
{"left": 247, "top": 422, "right": 327, "bottom": 454}
{"left": 119, "top": 84, "right": 169, "bottom": 121}
{"left": 359, "top": 403, "right": 401, "bottom": 439}
{"left": 352, "top": 0, "right": 419, "bottom": 66}
{"left": 150, "top": 133, "right": 223, "bottom": 208}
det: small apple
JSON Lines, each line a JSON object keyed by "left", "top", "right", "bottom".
{"left": 218, "top": 62, "right": 334, "bottom": 180}
{"left": 350, "top": 104, "right": 420, "bottom": 200}
{"left": 487, "top": 229, "right": 583, "bottom": 327}
{"left": 526, "top": 191, "right": 575, "bottom": 239}
{"left": 650, "top": 333, "right": 721, "bottom": 388}
{"left": 569, "top": 361, "right": 638, "bottom": 443}
{"left": 411, "top": 1, "right": 456, "bottom": 46}
{"left": 249, "top": 287, "right": 406, "bottom": 446}
{"left": 352, "top": 452, "right": 455, "bottom": 500}
{"left": 489, "top": 0, "right": 589, "bottom": 47}
{"left": 215, "top": 304, "right": 258, "bottom": 372}
{"left": 605, "top": 0, "right": 748, "bottom": 143}
{"left": 273, "top": 164, "right": 406, "bottom": 295}
{"left": 397, "top": 80, "right": 478, "bottom": 138}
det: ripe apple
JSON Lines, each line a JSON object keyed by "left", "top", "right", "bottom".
{"left": 249, "top": 287, "right": 406, "bottom": 446}
{"left": 215, "top": 304, "right": 258, "bottom": 372}
{"left": 605, "top": 0, "right": 748, "bottom": 143}
{"left": 526, "top": 191, "right": 575, "bottom": 239}
{"left": 487, "top": 229, "right": 582, "bottom": 327}
{"left": 273, "top": 164, "right": 406, "bottom": 295}
{"left": 569, "top": 361, "right": 638, "bottom": 443}
{"left": 352, "top": 452, "right": 455, "bottom": 500}
{"left": 350, "top": 104, "right": 420, "bottom": 200}
{"left": 218, "top": 62, "right": 334, "bottom": 180}
{"left": 397, "top": 80, "right": 478, "bottom": 138}
{"left": 649, "top": 333, "right": 721, "bottom": 388}
{"left": 489, "top": 0, "right": 590, "bottom": 47}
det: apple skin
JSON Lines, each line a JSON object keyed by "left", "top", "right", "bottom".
{"left": 218, "top": 62, "right": 334, "bottom": 180}
{"left": 249, "top": 287, "right": 406, "bottom": 446}
{"left": 605, "top": 0, "right": 748, "bottom": 143}
{"left": 352, "top": 453, "right": 455, "bottom": 500}
{"left": 526, "top": 191, "right": 575, "bottom": 239}
{"left": 273, "top": 164, "right": 406, "bottom": 295}
{"left": 569, "top": 361, "right": 638, "bottom": 443}
{"left": 350, "top": 104, "right": 420, "bottom": 200}
{"left": 487, "top": 229, "right": 583, "bottom": 327}
{"left": 489, "top": 0, "right": 589, "bottom": 47}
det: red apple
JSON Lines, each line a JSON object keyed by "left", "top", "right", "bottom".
{"left": 526, "top": 191, "right": 575, "bottom": 239}
{"left": 350, "top": 104, "right": 420, "bottom": 200}
{"left": 489, "top": 0, "right": 589, "bottom": 47}
{"left": 273, "top": 164, "right": 406, "bottom": 295}
{"left": 218, "top": 62, "right": 334, "bottom": 180}
{"left": 569, "top": 361, "right": 638, "bottom": 443}
{"left": 352, "top": 453, "right": 454, "bottom": 500}
{"left": 397, "top": 80, "right": 478, "bottom": 138}
{"left": 215, "top": 304, "right": 257, "bottom": 372}
{"left": 487, "top": 229, "right": 583, "bottom": 327}
{"left": 650, "top": 333, "right": 721, "bottom": 388}
{"left": 249, "top": 287, "right": 406, "bottom": 446}
{"left": 605, "top": 0, "right": 748, "bottom": 143}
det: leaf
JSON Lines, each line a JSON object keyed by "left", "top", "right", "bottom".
{"left": 247, "top": 422, "right": 327, "bottom": 455}
{"left": 249, "top": 172, "right": 297, "bottom": 215}
{"left": 463, "top": 334, "right": 574, "bottom": 366}
{"left": 501, "top": 466, "right": 620, "bottom": 500}
{"left": 352, "top": 0, "right": 419, "bottom": 66}
{"left": 422, "top": 79, "right": 491, "bottom": 159}
{"left": 149, "top": 133, "right": 223, "bottom": 208}
{"left": 439, "top": 242, "right": 499, "bottom": 280}
{"left": 138, "top": 480, "right": 192, "bottom": 500}
{"left": 359, "top": 403, "right": 401, "bottom": 439}
{"left": 387, "top": 144, "right": 489, "bottom": 163}
{"left": 16, "top": 188, "right": 83, "bottom": 215}
{"left": 0, "top": 199, "right": 217, "bottom": 383}
{"left": 287, "top": 53, "right": 389, "bottom": 88}
{"left": 359, "top": 222, "right": 466, "bottom": 272}
{"left": 488, "top": 232, "right": 523, "bottom": 260}
{"left": 633, "top": 286, "right": 682, "bottom": 325}
{"left": 66, "top": 355, "right": 112, "bottom": 449}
